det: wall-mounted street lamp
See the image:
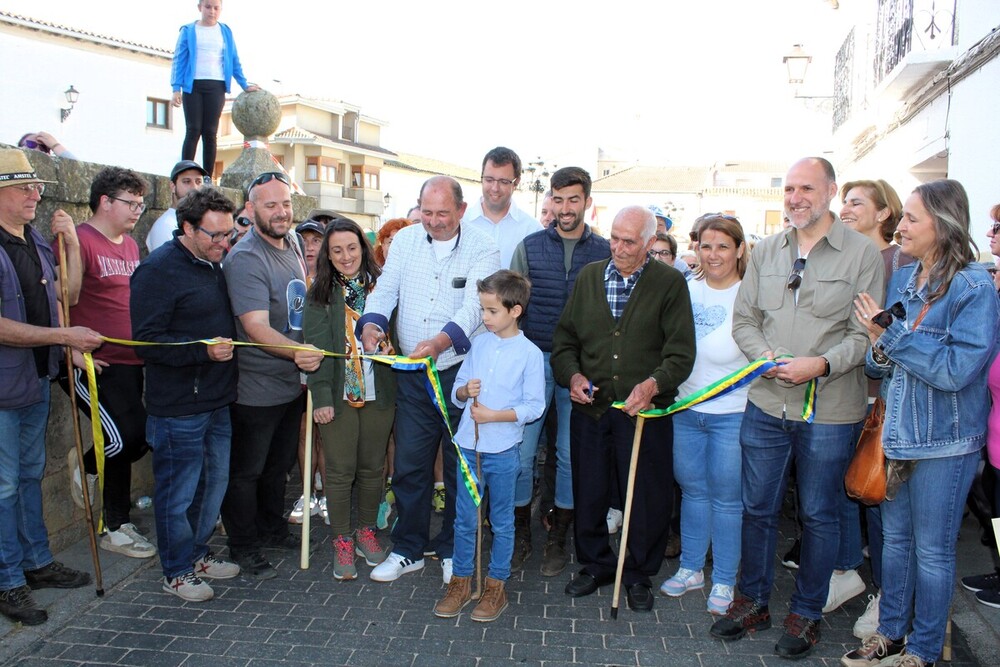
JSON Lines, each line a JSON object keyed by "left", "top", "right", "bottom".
{"left": 60, "top": 85, "right": 80, "bottom": 122}
{"left": 782, "top": 45, "right": 833, "bottom": 111}
{"left": 383, "top": 192, "right": 392, "bottom": 211}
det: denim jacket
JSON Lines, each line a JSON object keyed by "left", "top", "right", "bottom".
{"left": 866, "top": 262, "right": 1000, "bottom": 459}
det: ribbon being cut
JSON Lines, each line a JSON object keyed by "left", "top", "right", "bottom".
{"left": 82, "top": 341, "right": 815, "bottom": 508}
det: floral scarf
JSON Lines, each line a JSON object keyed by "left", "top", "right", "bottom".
{"left": 339, "top": 272, "right": 368, "bottom": 407}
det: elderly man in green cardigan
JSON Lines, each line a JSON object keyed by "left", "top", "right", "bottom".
{"left": 551, "top": 205, "right": 696, "bottom": 612}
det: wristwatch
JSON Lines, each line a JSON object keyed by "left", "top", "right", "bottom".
{"left": 821, "top": 357, "right": 831, "bottom": 377}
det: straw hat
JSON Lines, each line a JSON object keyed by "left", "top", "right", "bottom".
{"left": 0, "top": 149, "right": 55, "bottom": 189}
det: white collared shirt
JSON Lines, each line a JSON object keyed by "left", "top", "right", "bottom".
{"left": 462, "top": 199, "right": 541, "bottom": 269}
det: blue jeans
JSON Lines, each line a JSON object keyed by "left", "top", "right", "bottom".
{"left": 517, "top": 352, "right": 572, "bottom": 509}
{"left": 878, "top": 451, "right": 979, "bottom": 664}
{"left": 391, "top": 366, "right": 460, "bottom": 560}
{"left": 673, "top": 409, "right": 743, "bottom": 586}
{"left": 148, "top": 408, "right": 232, "bottom": 579}
{"left": 0, "top": 379, "right": 54, "bottom": 589}
{"left": 739, "top": 402, "right": 859, "bottom": 619}
{"left": 453, "top": 446, "right": 518, "bottom": 581}
{"left": 835, "top": 421, "right": 865, "bottom": 571}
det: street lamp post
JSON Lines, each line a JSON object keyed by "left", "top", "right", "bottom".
{"left": 524, "top": 158, "right": 549, "bottom": 218}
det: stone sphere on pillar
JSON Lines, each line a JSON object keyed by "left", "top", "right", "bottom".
{"left": 231, "top": 89, "right": 281, "bottom": 140}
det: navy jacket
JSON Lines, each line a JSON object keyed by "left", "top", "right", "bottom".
{"left": 519, "top": 224, "right": 610, "bottom": 352}
{"left": 130, "top": 238, "right": 237, "bottom": 417}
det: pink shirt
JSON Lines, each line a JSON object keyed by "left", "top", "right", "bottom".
{"left": 988, "top": 352, "right": 1000, "bottom": 468}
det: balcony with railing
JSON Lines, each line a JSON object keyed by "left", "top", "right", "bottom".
{"left": 873, "top": 0, "right": 957, "bottom": 99}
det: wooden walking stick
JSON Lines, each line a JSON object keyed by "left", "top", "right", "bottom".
{"left": 472, "top": 397, "right": 483, "bottom": 600}
{"left": 300, "top": 388, "right": 314, "bottom": 569}
{"left": 58, "top": 236, "right": 104, "bottom": 596}
{"left": 610, "top": 414, "right": 645, "bottom": 620}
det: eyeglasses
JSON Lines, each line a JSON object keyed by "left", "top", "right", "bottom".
{"left": 11, "top": 183, "right": 45, "bottom": 195}
{"left": 196, "top": 226, "right": 239, "bottom": 244}
{"left": 872, "top": 301, "right": 906, "bottom": 329}
{"left": 482, "top": 176, "right": 515, "bottom": 187}
{"left": 991, "top": 221, "right": 1000, "bottom": 235}
{"left": 235, "top": 216, "right": 252, "bottom": 228}
{"left": 787, "top": 257, "right": 807, "bottom": 291}
{"left": 20, "top": 140, "right": 50, "bottom": 154}
{"left": 247, "top": 171, "right": 290, "bottom": 195}
{"left": 109, "top": 196, "right": 146, "bottom": 213}
{"left": 649, "top": 249, "right": 674, "bottom": 259}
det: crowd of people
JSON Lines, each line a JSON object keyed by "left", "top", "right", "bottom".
{"left": 1, "top": 141, "right": 998, "bottom": 667}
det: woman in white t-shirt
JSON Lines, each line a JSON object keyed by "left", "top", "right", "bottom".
{"left": 658, "top": 215, "right": 750, "bottom": 615}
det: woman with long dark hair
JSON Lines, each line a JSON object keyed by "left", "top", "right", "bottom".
{"left": 843, "top": 180, "right": 1000, "bottom": 667}
{"left": 304, "top": 219, "right": 396, "bottom": 580}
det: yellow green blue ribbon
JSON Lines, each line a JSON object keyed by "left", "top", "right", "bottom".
{"left": 612, "top": 355, "right": 817, "bottom": 423}
{"left": 84, "top": 337, "right": 483, "bottom": 507}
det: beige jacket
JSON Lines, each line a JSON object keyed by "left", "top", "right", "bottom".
{"left": 732, "top": 215, "right": 884, "bottom": 424}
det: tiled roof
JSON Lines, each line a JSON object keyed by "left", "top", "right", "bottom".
{"left": 385, "top": 153, "right": 480, "bottom": 181}
{"left": 712, "top": 159, "right": 788, "bottom": 174}
{"left": 593, "top": 165, "right": 709, "bottom": 193}
{"left": 270, "top": 127, "right": 396, "bottom": 157}
{"left": 0, "top": 10, "right": 172, "bottom": 58}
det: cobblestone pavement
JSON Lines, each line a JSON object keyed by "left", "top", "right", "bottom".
{"left": 2, "top": 488, "right": 997, "bottom": 667}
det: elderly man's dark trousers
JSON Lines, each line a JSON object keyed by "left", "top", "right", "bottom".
{"left": 570, "top": 407, "right": 673, "bottom": 587}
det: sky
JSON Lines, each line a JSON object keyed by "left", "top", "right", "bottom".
{"left": 3, "top": 0, "right": 854, "bottom": 170}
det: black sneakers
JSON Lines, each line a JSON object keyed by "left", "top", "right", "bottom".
{"left": 24, "top": 561, "right": 91, "bottom": 589}
{"left": 231, "top": 551, "right": 277, "bottom": 580}
{"left": 709, "top": 596, "right": 771, "bottom": 640}
{"left": 0, "top": 584, "right": 47, "bottom": 625}
{"left": 775, "top": 612, "right": 820, "bottom": 659}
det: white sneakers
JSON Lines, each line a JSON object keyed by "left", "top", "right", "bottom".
{"left": 853, "top": 592, "right": 881, "bottom": 639}
{"left": 288, "top": 494, "right": 320, "bottom": 524}
{"left": 370, "top": 552, "right": 424, "bottom": 582}
{"left": 659, "top": 568, "right": 705, "bottom": 597}
{"left": 823, "top": 569, "right": 866, "bottom": 613}
{"left": 163, "top": 572, "right": 213, "bottom": 602}
{"left": 441, "top": 558, "right": 453, "bottom": 584}
{"left": 101, "top": 523, "right": 157, "bottom": 558}
{"left": 194, "top": 552, "right": 240, "bottom": 580}
{"left": 606, "top": 508, "right": 624, "bottom": 534}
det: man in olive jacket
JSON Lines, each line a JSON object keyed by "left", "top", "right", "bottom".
{"left": 551, "top": 205, "right": 695, "bottom": 612}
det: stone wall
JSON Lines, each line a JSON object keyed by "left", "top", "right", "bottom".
{"left": 4, "top": 145, "right": 317, "bottom": 552}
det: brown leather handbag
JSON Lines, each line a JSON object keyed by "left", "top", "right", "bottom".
{"left": 845, "top": 397, "right": 886, "bottom": 504}
{"left": 845, "top": 303, "right": 930, "bottom": 504}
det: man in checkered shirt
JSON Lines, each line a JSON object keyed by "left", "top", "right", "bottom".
{"left": 358, "top": 176, "right": 500, "bottom": 584}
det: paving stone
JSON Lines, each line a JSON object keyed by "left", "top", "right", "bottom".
{"left": 223, "top": 641, "right": 292, "bottom": 660}
{"left": 107, "top": 631, "right": 175, "bottom": 651}
{"left": 209, "top": 625, "right": 274, "bottom": 642}
{"left": 574, "top": 646, "right": 640, "bottom": 665}
{"left": 344, "top": 649, "right": 414, "bottom": 667}
{"left": 176, "top": 655, "right": 249, "bottom": 667}
{"left": 117, "top": 649, "right": 189, "bottom": 667}
{"left": 163, "top": 636, "right": 232, "bottom": 656}
{"left": 511, "top": 642, "right": 573, "bottom": 662}
{"left": 151, "top": 620, "right": 216, "bottom": 638}
{"left": 282, "top": 645, "right": 354, "bottom": 664}
{"left": 449, "top": 639, "right": 511, "bottom": 657}
{"left": 51, "top": 627, "right": 118, "bottom": 646}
